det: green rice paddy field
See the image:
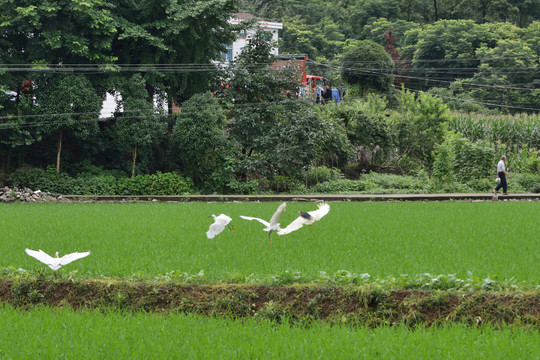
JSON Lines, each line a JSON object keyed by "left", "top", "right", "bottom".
{"left": 1, "top": 202, "right": 539, "bottom": 282}
{"left": 1, "top": 201, "right": 539, "bottom": 358}
{"left": 0, "top": 305, "right": 538, "bottom": 359}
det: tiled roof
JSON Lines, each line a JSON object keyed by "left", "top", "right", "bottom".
{"left": 232, "top": 12, "right": 256, "bottom": 20}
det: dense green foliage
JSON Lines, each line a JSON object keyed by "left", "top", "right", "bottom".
{"left": 34, "top": 74, "right": 102, "bottom": 173}
{"left": 340, "top": 40, "right": 395, "bottom": 94}
{"left": 1, "top": 1, "right": 539, "bottom": 194}
{"left": 7, "top": 168, "right": 195, "bottom": 195}
{"left": 114, "top": 74, "right": 167, "bottom": 177}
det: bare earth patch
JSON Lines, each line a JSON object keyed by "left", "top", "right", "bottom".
{"left": 0, "top": 279, "right": 538, "bottom": 328}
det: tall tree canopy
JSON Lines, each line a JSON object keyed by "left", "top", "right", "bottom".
{"left": 340, "top": 40, "right": 395, "bottom": 94}
{"left": 111, "top": 0, "right": 239, "bottom": 103}
{"left": 0, "top": 0, "right": 239, "bottom": 105}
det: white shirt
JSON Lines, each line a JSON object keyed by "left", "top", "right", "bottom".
{"left": 497, "top": 160, "right": 506, "bottom": 173}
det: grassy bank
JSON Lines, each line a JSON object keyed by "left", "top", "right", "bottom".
{"left": 1, "top": 279, "right": 539, "bottom": 328}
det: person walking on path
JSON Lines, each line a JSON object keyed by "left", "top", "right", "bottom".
{"left": 493, "top": 155, "right": 510, "bottom": 195}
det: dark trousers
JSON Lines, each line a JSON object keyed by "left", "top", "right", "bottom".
{"left": 495, "top": 172, "right": 507, "bottom": 193}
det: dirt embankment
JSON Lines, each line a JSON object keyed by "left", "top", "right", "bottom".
{"left": 0, "top": 279, "right": 538, "bottom": 327}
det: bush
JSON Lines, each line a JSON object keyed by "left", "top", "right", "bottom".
{"left": 452, "top": 137, "right": 494, "bottom": 182}
{"left": 6, "top": 168, "right": 196, "bottom": 195}
{"left": 312, "top": 179, "right": 368, "bottom": 193}
{"left": 361, "top": 172, "right": 427, "bottom": 191}
{"left": 432, "top": 133, "right": 495, "bottom": 183}
{"left": 431, "top": 142, "right": 455, "bottom": 183}
{"left": 117, "top": 172, "right": 195, "bottom": 195}
{"left": 464, "top": 178, "right": 495, "bottom": 192}
{"left": 7, "top": 168, "right": 59, "bottom": 192}
{"left": 306, "top": 166, "right": 342, "bottom": 186}
{"left": 310, "top": 173, "right": 431, "bottom": 194}
{"left": 147, "top": 172, "right": 195, "bottom": 195}
{"left": 268, "top": 175, "right": 302, "bottom": 193}
{"left": 512, "top": 173, "right": 540, "bottom": 193}
{"left": 226, "top": 180, "right": 260, "bottom": 195}
{"left": 427, "top": 181, "right": 474, "bottom": 193}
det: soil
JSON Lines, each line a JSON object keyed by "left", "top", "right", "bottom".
{"left": 1, "top": 279, "right": 538, "bottom": 328}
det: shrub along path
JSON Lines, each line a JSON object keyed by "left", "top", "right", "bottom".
{"left": 0, "top": 279, "right": 538, "bottom": 328}
{"left": 62, "top": 193, "right": 540, "bottom": 202}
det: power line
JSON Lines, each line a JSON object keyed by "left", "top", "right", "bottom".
{"left": 0, "top": 53, "right": 537, "bottom": 73}
{"left": 318, "top": 61, "right": 540, "bottom": 91}
{"left": 396, "top": 85, "right": 540, "bottom": 112}
{"left": 1, "top": 91, "right": 538, "bottom": 132}
{"left": 0, "top": 91, "right": 403, "bottom": 130}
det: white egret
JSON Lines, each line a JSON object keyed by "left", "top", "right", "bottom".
{"left": 207, "top": 214, "right": 234, "bottom": 239}
{"left": 25, "top": 248, "right": 90, "bottom": 271}
{"left": 240, "top": 202, "right": 286, "bottom": 245}
{"left": 278, "top": 202, "right": 330, "bottom": 235}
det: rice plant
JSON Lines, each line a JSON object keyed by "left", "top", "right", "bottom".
{"left": 1, "top": 202, "right": 538, "bottom": 284}
{"left": 0, "top": 305, "right": 538, "bottom": 359}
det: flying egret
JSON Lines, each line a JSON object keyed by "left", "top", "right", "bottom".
{"left": 25, "top": 248, "right": 90, "bottom": 271}
{"left": 278, "top": 202, "right": 330, "bottom": 235}
{"left": 240, "top": 202, "right": 286, "bottom": 245}
{"left": 207, "top": 214, "right": 234, "bottom": 239}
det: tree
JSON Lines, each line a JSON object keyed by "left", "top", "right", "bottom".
{"left": 0, "top": 1, "right": 118, "bottom": 171}
{"left": 456, "top": 0, "right": 518, "bottom": 23}
{"left": 34, "top": 75, "right": 102, "bottom": 173}
{"left": 323, "top": 97, "right": 392, "bottom": 167}
{"left": 0, "top": 0, "right": 117, "bottom": 105}
{"left": 221, "top": 29, "right": 338, "bottom": 181}
{"left": 222, "top": 29, "right": 300, "bottom": 169}
{"left": 351, "top": 0, "right": 400, "bottom": 32}
{"left": 393, "top": 88, "right": 452, "bottom": 169}
{"left": 110, "top": 0, "right": 238, "bottom": 105}
{"left": 279, "top": 17, "right": 319, "bottom": 59}
{"left": 524, "top": 21, "right": 540, "bottom": 55}
{"left": 361, "top": 18, "right": 420, "bottom": 47}
{"left": 403, "top": 20, "right": 523, "bottom": 89}
{"left": 510, "top": 0, "right": 540, "bottom": 27}
{"left": 0, "top": 0, "right": 117, "bottom": 64}
{"left": 114, "top": 74, "right": 167, "bottom": 177}
{"left": 458, "top": 38, "right": 539, "bottom": 112}
{"left": 0, "top": 0, "right": 239, "bottom": 119}
{"left": 171, "top": 92, "right": 227, "bottom": 185}
{"left": 0, "top": 87, "right": 42, "bottom": 170}
{"left": 383, "top": 26, "right": 411, "bottom": 86}
{"left": 340, "top": 40, "right": 395, "bottom": 95}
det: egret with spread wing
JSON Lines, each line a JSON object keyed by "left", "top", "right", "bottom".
{"left": 25, "top": 249, "right": 90, "bottom": 271}
{"left": 207, "top": 214, "right": 233, "bottom": 239}
{"left": 278, "top": 202, "right": 330, "bottom": 235}
{"left": 240, "top": 202, "right": 286, "bottom": 245}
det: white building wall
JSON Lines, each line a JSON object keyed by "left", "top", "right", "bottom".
{"left": 225, "top": 18, "right": 283, "bottom": 63}
{"left": 100, "top": 91, "right": 167, "bottom": 119}
{"left": 101, "top": 15, "right": 283, "bottom": 117}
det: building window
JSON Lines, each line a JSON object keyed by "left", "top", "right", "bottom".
{"left": 238, "top": 30, "right": 247, "bottom": 39}
{"left": 223, "top": 44, "right": 233, "bottom": 62}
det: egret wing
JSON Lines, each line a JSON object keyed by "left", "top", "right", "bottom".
{"left": 58, "top": 251, "right": 90, "bottom": 266}
{"left": 25, "top": 248, "right": 55, "bottom": 265}
{"left": 277, "top": 216, "right": 308, "bottom": 235}
{"left": 308, "top": 203, "right": 330, "bottom": 221}
{"left": 207, "top": 222, "right": 226, "bottom": 239}
{"left": 215, "top": 214, "right": 232, "bottom": 225}
{"left": 268, "top": 202, "right": 287, "bottom": 227}
{"left": 239, "top": 216, "right": 270, "bottom": 228}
